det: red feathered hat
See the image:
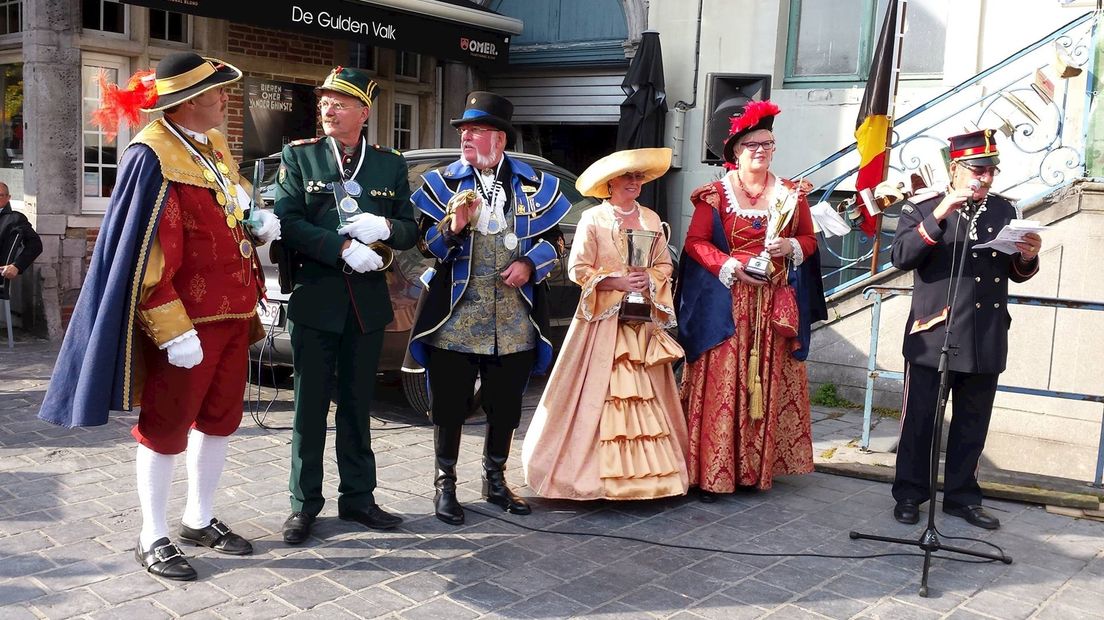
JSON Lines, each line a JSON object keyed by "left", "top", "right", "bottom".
{"left": 722, "top": 100, "right": 781, "bottom": 164}
{"left": 91, "top": 52, "right": 241, "bottom": 142}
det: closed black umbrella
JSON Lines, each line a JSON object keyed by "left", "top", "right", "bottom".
{"left": 617, "top": 31, "right": 668, "bottom": 219}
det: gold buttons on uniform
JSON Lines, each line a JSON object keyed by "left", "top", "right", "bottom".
{"left": 994, "top": 277, "right": 1000, "bottom": 283}
{"left": 972, "top": 252, "right": 978, "bottom": 258}
{"left": 975, "top": 277, "right": 981, "bottom": 282}
{"left": 975, "top": 303, "right": 981, "bottom": 308}
{"left": 991, "top": 251, "right": 998, "bottom": 257}
{"left": 993, "top": 303, "right": 1000, "bottom": 308}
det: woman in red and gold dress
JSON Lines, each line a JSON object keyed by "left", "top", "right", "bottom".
{"left": 677, "top": 101, "right": 817, "bottom": 500}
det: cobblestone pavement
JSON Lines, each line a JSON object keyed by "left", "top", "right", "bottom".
{"left": 1, "top": 338, "right": 1102, "bottom": 619}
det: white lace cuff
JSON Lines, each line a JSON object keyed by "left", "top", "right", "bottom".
{"left": 718, "top": 257, "right": 742, "bottom": 288}
{"left": 158, "top": 328, "right": 198, "bottom": 350}
{"left": 788, "top": 238, "right": 805, "bottom": 267}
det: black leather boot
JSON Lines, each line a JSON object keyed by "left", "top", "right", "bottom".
{"left": 434, "top": 425, "right": 465, "bottom": 525}
{"left": 481, "top": 426, "right": 531, "bottom": 515}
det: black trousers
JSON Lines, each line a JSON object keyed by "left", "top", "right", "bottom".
{"left": 426, "top": 346, "right": 535, "bottom": 429}
{"left": 892, "top": 362, "right": 999, "bottom": 508}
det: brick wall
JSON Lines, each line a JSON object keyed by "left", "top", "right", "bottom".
{"left": 224, "top": 24, "right": 336, "bottom": 157}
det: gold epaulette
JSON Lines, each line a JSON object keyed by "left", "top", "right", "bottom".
{"left": 371, "top": 144, "right": 402, "bottom": 156}
{"left": 288, "top": 136, "right": 323, "bottom": 147}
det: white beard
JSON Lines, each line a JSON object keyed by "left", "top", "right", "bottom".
{"left": 464, "top": 147, "right": 504, "bottom": 170}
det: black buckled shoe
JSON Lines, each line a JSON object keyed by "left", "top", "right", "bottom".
{"left": 135, "top": 537, "right": 197, "bottom": 581}
{"left": 179, "top": 518, "right": 253, "bottom": 555}
{"left": 893, "top": 499, "right": 921, "bottom": 525}
{"left": 282, "top": 512, "right": 316, "bottom": 545}
{"left": 338, "top": 504, "right": 403, "bottom": 530}
{"left": 698, "top": 489, "right": 719, "bottom": 503}
{"left": 943, "top": 504, "right": 1000, "bottom": 530}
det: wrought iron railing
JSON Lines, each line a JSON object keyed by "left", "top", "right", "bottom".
{"left": 798, "top": 10, "right": 1101, "bottom": 296}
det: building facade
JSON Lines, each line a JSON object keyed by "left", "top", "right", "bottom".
{"left": 7, "top": 0, "right": 520, "bottom": 338}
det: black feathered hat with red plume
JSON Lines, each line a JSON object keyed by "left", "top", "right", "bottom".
{"left": 722, "top": 100, "right": 781, "bottom": 164}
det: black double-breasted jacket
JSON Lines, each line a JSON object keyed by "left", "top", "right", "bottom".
{"left": 891, "top": 192, "right": 1039, "bottom": 374}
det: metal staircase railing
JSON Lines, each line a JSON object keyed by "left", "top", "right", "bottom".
{"left": 797, "top": 10, "right": 1101, "bottom": 297}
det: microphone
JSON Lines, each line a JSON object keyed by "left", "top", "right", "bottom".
{"left": 966, "top": 179, "right": 981, "bottom": 209}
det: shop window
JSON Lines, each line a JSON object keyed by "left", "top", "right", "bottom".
{"left": 81, "top": 55, "right": 130, "bottom": 213}
{"left": 396, "top": 51, "right": 419, "bottom": 80}
{"left": 149, "top": 8, "right": 189, "bottom": 44}
{"left": 0, "top": 0, "right": 21, "bottom": 36}
{"left": 82, "top": 0, "right": 127, "bottom": 34}
{"left": 392, "top": 95, "right": 418, "bottom": 151}
{"left": 785, "top": 0, "right": 947, "bottom": 84}
{"left": 0, "top": 62, "right": 22, "bottom": 170}
{"left": 349, "top": 43, "right": 376, "bottom": 72}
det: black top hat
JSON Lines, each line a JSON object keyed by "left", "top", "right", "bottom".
{"left": 948, "top": 129, "right": 1000, "bottom": 167}
{"left": 144, "top": 52, "right": 242, "bottom": 112}
{"left": 450, "top": 91, "right": 514, "bottom": 134}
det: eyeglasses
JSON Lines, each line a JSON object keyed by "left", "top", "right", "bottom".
{"left": 318, "top": 99, "right": 365, "bottom": 113}
{"left": 961, "top": 163, "right": 1000, "bottom": 177}
{"left": 456, "top": 126, "right": 497, "bottom": 137}
{"left": 739, "top": 140, "right": 776, "bottom": 152}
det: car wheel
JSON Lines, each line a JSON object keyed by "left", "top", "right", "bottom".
{"left": 401, "top": 370, "right": 483, "bottom": 422}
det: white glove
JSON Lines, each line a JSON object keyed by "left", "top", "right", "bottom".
{"left": 337, "top": 212, "right": 391, "bottom": 245}
{"left": 162, "top": 330, "right": 204, "bottom": 369}
{"left": 341, "top": 240, "right": 384, "bottom": 273}
{"left": 246, "top": 208, "right": 281, "bottom": 244}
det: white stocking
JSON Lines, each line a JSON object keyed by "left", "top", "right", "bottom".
{"left": 136, "top": 443, "right": 176, "bottom": 549}
{"left": 181, "top": 429, "right": 230, "bottom": 529}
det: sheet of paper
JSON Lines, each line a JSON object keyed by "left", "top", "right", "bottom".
{"left": 973, "top": 219, "right": 1047, "bottom": 254}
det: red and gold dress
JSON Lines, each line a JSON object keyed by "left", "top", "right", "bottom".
{"left": 522, "top": 203, "right": 689, "bottom": 500}
{"left": 681, "top": 172, "right": 816, "bottom": 492}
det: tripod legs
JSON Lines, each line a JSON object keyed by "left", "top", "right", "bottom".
{"left": 850, "top": 358, "right": 1012, "bottom": 596}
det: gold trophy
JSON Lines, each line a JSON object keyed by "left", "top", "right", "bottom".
{"left": 618, "top": 228, "right": 660, "bottom": 322}
{"left": 745, "top": 192, "right": 798, "bottom": 281}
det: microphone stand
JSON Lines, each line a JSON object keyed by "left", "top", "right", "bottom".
{"left": 849, "top": 194, "right": 1012, "bottom": 597}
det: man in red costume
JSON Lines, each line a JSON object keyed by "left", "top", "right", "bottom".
{"left": 39, "top": 52, "right": 281, "bottom": 581}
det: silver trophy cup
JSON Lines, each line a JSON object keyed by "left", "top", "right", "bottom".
{"left": 619, "top": 228, "right": 660, "bottom": 322}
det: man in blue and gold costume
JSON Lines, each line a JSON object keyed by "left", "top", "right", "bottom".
{"left": 38, "top": 52, "right": 281, "bottom": 581}
{"left": 410, "top": 91, "right": 571, "bottom": 525}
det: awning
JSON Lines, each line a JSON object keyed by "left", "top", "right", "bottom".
{"left": 121, "top": 0, "right": 523, "bottom": 68}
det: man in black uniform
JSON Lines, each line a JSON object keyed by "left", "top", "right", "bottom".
{"left": 890, "top": 129, "right": 1042, "bottom": 530}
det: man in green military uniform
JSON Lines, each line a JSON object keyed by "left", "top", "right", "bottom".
{"left": 274, "top": 67, "right": 416, "bottom": 544}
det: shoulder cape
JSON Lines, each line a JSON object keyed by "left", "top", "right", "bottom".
{"left": 38, "top": 142, "right": 171, "bottom": 427}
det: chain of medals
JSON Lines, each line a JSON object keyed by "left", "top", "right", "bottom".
{"left": 473, "top": 163, "right": 519, "bottom": 252}
{"left": 329, "top": 136, "right": 366, "bottom": 214}
{"left": 162, "top": 120, "right": 255, "bottom": 272}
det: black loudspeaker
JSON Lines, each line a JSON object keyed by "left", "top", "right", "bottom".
{"left": 702, "top": 73, "right": 772, "bottom": 165}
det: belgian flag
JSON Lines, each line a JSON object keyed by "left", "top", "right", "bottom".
{"left": 854, "top": 1, "right": 902, "bottom": 236}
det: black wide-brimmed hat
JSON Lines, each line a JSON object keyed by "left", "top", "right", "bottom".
{"left": 450, "top": 91, "right": 514, "bottom": 134}
{"left": 949, "top": 129, "right": 1000, "bottom": 167}
{"left": 143, "top": 52, "right": 242, "bottom": 112}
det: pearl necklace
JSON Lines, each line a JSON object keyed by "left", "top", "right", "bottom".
{"left": 610, "top": 201, "right": 639, "bottom": 216}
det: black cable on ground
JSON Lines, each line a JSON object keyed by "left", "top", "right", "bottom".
{"left": 379, "top": 485, "right": 1005, "bottom": 565}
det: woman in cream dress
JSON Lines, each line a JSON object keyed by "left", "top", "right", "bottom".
{"left": 522, "top": 148, "right": 689, "bottom": 500}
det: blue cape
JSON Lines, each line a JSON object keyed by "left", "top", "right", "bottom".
{"left": 38, "top": 145, "right": 165, "bottom": 427}
{"left": 675, "top": 207, "right": 828, "bottom": 363}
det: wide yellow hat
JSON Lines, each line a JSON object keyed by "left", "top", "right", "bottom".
{"left": 575, "top": 147, "right": 673, "bottom": 198}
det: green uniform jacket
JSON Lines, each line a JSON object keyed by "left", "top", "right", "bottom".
{"left": 274, "top": 136, "right": 416, "bottom": 334}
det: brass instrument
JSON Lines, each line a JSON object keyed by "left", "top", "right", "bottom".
{"left": 437, "top": 189, "right": 480, "bottom": 235}
{"left": 368, "top": 241, "right": 394, "bottom": 271}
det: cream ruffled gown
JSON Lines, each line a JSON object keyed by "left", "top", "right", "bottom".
{"left": 522, "top": 203, "right": 689, "bottom": 500}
